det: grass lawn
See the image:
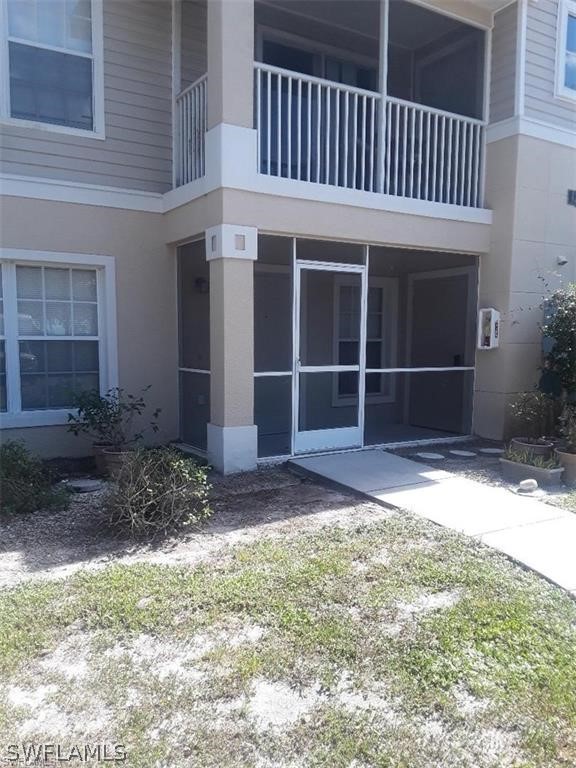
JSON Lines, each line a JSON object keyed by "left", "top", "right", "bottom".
{"left": 1, "top": 514, "right": 575, "bottom": 767}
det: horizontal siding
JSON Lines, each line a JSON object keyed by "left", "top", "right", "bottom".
{"left": 490, "top": 4, "right": 517, "bottom": 122}
{"left": 181, "top": 0, "right": 207, "bottom": 90}
{"left": 524, "top": 0, "right": 576, "bottom": 129}
{"left": 0, "top": 0, "right": 173, "bottom": 193}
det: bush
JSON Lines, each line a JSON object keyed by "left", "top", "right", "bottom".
{"left": 0, "top": 441, "right": 69, "bottom": 515}
{"left": 509, "top": 390, "right": 561, "bottom": 438}
{"left": 105, "top": 448, "right": 211, "bottom": 537}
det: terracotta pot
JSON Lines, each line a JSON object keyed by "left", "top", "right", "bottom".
{"left": 102, "top": 448, "right": 132, "bottom": 477}
{"left": 499, "top": 458, "right": 564, "bottom": 489}
{"left": 93, "top": 442, "right": 114, "bottom": 476}
{"left": 555, "top": 449, "right": 576, "bottom": 487}
{"left": 510, "top": 437, "right": 554, "bottom": 460}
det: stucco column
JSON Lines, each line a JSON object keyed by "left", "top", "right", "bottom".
{"left": 206, "top": 224, "right": 258, "bottom": 473}
{"left": 207, "top": 0, "right": 254, "bottom": 130}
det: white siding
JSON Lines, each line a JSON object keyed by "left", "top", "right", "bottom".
{"left": 181, "top": 0, "right": 207, "bottom": 90}
{"left": 0, "top": 0, "right": 173, "bottom": 193}
{"left": 490, "top": 4, "right": 518, "bottom": 123}
{"left": 524, "top": 0, "right": 576, "bottom": 129}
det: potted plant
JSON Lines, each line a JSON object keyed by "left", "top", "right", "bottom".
{"left": 508, "top": 391, "right": 559, "bottom": 459}
{"left": 499, "top": 446, "right": 564, "bottom": 489}
{"left": 67, "top": 387, "right": 161, "bottom": 476}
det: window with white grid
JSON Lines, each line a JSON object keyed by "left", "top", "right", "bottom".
{"left": 0, "top": 252, "right": 115, "bottom": 425}
{"left": 16, "top": 265, "right": 100, "bottom": 410}
{"left": 1, "top": 0, "right": 104, "bottom": 135}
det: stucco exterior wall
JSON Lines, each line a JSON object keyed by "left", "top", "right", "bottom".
{"left": 0, "top": 196, "right": 178, "bottom": 457}
{"left": 475, "top": 133, "right": 576, "bottom": 439}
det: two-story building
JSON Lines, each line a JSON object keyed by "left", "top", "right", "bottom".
{"left": 0, "top": 0, "right": 575, "bottom": 472}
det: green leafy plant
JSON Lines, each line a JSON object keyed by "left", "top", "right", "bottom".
{"left": 105, "top": 447, "right": 211, "bottom": 538}
{"left": 0, "top": 441, "right": 69, "bottom": 515}
{"left": 541, "top": 284, "right": 576, "bottom": 398}
{"left": 67, "top": 387, "right": 161, "bottom": 449}
{"left": 503, "top": 446, "right": 561, "bottom": 469}
{"left": 559, "top": 405, "right": 576, "bottom": 454}
{"left": 509, "top": 391, "right": 560, "bottom": 440}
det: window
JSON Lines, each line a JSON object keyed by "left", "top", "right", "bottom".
{"left": 0, "top": 251, "right": 116, "bottom": 427}
{"left": 557, "top": 0, "right": 576, "bottom": 100}
{"left": 1, "top": 0, "right": 104, "bottom": 135}
{"left": 334, "top": 277, "right": 398, "bottom": 405}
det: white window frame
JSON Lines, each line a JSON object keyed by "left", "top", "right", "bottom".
{"left": 332, "top": 275, "right": 399, "bottom": 407}
{"left": 0, "top": 250, "right": 117, "bottom": 428}
{"left": 0, "top": 0, "right": 105, "bottom": 138}
{"left": 556, "top": 0, "right": 576, "bottom": 102}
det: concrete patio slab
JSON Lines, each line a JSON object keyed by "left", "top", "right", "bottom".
{"left": 373, "top": 477, "right": 569, "bottom": 536}
{"left": 290, "top": 449, "right": 576, "bottom": 594}
{"left": 292, "top": 451, "right": 451, "bottom": 493}
{"left": 481, "top": 516, "right": 576, "bottom": 593}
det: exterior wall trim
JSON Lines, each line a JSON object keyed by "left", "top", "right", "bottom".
{"left": 514, "top": 0, "right": 527, "bottom": 117}
{"left": 486, "top": 115, "right": 576, "bottom": 147}
{"left": 0, "top": 173, "right": 165, "bottom": 212}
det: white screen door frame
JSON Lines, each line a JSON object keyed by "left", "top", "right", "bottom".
{"left": 292, "top": 259, "right": 368, "bottom": 454}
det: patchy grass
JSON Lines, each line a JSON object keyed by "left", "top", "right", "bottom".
{"left": 561, "top": 491, "right": 576, "bottom": 514}
{"left": 0, "top": 515, "right": 575, "bottom": 768}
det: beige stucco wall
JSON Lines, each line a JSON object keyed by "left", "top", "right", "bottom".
{"left": 0, "top": 196, "right": 178, "bottom": 458}
{"left": 209, "top": 257, "right": 254, "bottom": 427}
{"left": 475, "top": 134, "right": 576, "bottom": 439}
{"left": 221, "top": 189, "right": 491, "bottom": 255}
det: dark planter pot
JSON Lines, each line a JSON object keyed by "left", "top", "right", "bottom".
{"left": 102, "top": 448, "right": 132, "bottom": 477}
{"left": 555, "top": 449, "right": 576, "bottom": 487}
{"left": 510, "top": 437, "right": 554, "bottom": 460}
{"left": 499, "top": 458, "right": 564, "bottom": 489}
{"left": 93, "top": 442, "right": 114, "bottom": 476}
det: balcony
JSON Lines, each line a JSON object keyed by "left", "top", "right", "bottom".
{"left": 174, "top": 0, "right": 488, "bottom": 211}
{"left": 254, "top": 64, "right": 485, "bottom": 207}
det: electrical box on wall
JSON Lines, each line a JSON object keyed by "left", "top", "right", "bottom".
{"left": 478, "top": 308, "right": 500, "bottom": 350}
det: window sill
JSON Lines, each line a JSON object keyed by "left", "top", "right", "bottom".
{"left": 554, "top": 86, "right": 576, "bottom": 105}
{"left": 0, "top": 409, "right": 77, "bottom": 429}
{"left": 0, "top": 117, "right": 105, "bottom": 140}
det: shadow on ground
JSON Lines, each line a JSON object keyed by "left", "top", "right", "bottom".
{"left": 0, "top": 467, "right": 385, "bottom": 588}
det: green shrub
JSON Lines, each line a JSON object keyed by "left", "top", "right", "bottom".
{"left": 105, "top": 448, "right": 211, "bottom": 538}
{"left": 0, "top": 441, "right": 69, "bottom": 515}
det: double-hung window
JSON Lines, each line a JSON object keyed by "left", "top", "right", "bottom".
{"left": 0, "top": 251, "right": 116, "bottom": 427}
{"left": 1, "top": 0, "right": 104, "bottom": 135}
{"left": 557, "top": 0, "right": 576, "bottom": 100}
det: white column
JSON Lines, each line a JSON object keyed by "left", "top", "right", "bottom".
{"left": 376, "top": 0, "right": 389, "bottom": 194}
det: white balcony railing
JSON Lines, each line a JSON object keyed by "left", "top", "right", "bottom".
{"left": 254, "top": 63, "right": 485, "bottom": 208}
{"left": 175, "top": 74, "right": 207, "bottom": 187}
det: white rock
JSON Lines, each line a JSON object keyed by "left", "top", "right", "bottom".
{"left": 518, "top": 478, "right": 538, "bottom": 492}
{"left": 449, "top": 450, "right": 477, "bottom": 458}
{"left": 479, "top": 448, "right": 505, "bottom": 455}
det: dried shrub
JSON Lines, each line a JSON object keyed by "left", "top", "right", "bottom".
{"left": 105, "top": 448, "right": 211, "bottom": 537}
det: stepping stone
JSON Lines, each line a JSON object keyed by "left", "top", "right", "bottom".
{"left": 449, "top": 450, "right": 477, "bottom": 458}
{"left": 479, "top": 448, "right": 505, "bottom": 455}
{"left": 415, "top": 452, "right": 445, "bottom": 460}
{"left": 67, "top": 478, "right": 103, "bottom": 493}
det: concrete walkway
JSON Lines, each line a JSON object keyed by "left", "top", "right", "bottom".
{"left": 290, "top": 450, "right": 576, "bottom": 596}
